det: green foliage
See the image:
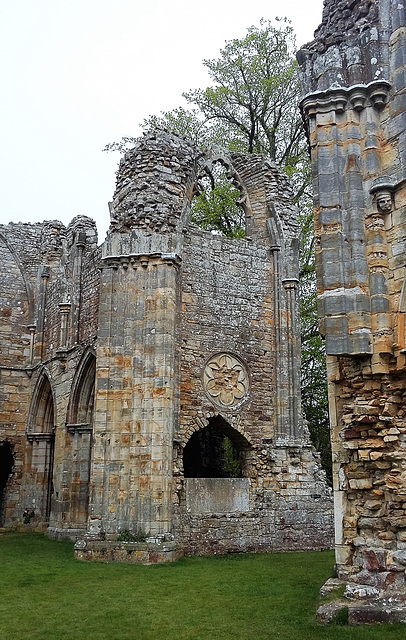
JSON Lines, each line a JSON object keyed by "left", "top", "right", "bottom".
{"left": 116, "top": 529, "right": 148, "bottom": 542}
{"left": 224, "top": 436, "right": 241, "bottom": 477}
{"left": 331, "top": 607, "right": 349, "bottom": 626}
{"left": 184, "top": 19, "right": 303, "bottom": 166}
{"left": 299, "top": 205, "right": 331, "bottom": 484}
{"left": 22, "top": 509, "right": 35, "bottom": 524}
{"left": 191, "top": 175, "right": 245, "bottom": 238}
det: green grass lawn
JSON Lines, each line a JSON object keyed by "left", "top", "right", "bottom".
{"left": 0, "top": 533, "right": 405, "bottom": 640}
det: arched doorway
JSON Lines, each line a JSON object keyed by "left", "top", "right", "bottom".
{"left": 0, "top": 442, "right": 14, "bottom": 526}
{"left": 67, "top": 351, "right": 95, "bottom": 426}
{"left": 182, "top": 416, "right": 251, "bottom": 512}
{"left": 26, "top": 371, "right": 55, "bottom": 522}
{"left": 183, "top": 416, "right": 245, "bottom": 478}
{"left": 65, "top": 351, "right": 95, "bottom": 527}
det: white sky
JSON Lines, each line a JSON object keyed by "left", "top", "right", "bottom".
{"left": 0, "top": 0, "right": 323, "bottom": 241}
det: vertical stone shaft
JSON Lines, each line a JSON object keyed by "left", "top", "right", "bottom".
{"left": 34, "top": 266, "right": 50, "bottom": 361}
{"left": 283, "top": 279, "right": 300, "bottom": 439}
{"left": 89, "top": 253, "right": 179, "bottom": 537}
{"left": 70, "top": 234, "right": 86, "bottom": 344}
{"left": 58, "top": 303, "right": 71, "bottom": 349}
{"left": 298, "top": 0, "right": 406, "bottom": 613}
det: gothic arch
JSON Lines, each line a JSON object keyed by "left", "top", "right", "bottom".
{"left": 182, "top": 414, "right": 252, "bottom": 479}
{"left": 196, "top": 152, "right": 253, "bottom": 218}
{"left": 64, "top": 349, "right": 95, "bottom": 529}
{"left": 181, "top": 413, "right": 253, "bottom": 449}
{"left": 25, "top": 369, "right": 55, "bottom": 522}
{"left": 0, "top": 231, "right": 35, "bottom": 324}
{"left": 66, "top": 349, "right": 96, "bottom": 426}
{"left": 27, "top": 369, "right": 55, "bottom": 434}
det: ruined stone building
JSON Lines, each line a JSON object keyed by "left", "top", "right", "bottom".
{"left": 298, "top": 0, "right": 406, "bottom": 623}
{"left": 0, "top": 131, "right": 333, "bottom": 561}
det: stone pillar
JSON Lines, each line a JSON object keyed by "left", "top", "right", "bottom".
{"left": 282, "top": 278, "right": 301, "bottom": 440}
{"left": 268, "top": 211, "right": 303, "bottom": 443}
{"left": 58, "top": 303, "right": 71, "bottom": 350}
{"left": 87, "top": 247, "right": 181, "bottom": 539}
{"left": 298, "top": 0, "right": 406, "bottom": 624}
{"left": 34, "top": 266, "right": 50, "bottom": 361}
{"left": 70, "top": 232, "right": 86, "bottom": 344}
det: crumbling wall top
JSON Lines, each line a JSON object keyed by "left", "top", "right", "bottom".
{"left": 109, "top": 130, "right": 201, "bottom": 234}
{"left": 311, "top": 0, "right": 379, "bottom": 52}
{"left": 297, "top": 0, "right": 395, "bottom": 94}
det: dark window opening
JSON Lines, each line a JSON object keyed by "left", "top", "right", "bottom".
{"left": 183, "top": 416, "right": 248, "bottom": 478}
{"left": 0, "top": 442, "right": 14, "bottom": 525}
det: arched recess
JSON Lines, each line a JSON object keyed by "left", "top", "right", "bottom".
{"left": 0, "top": 233, "right": 35, "bottom": 368}
{"left": 183, "top": 415, "right": 252, "bottom": 478}
{"left": 26, "top": 370, "right": 55, "bottom": 521}
{"left": 65, "top": 350, "right": 96, "bottom": 527}
{"left": 66, "top": 350, "right": 96, "bottom": 426}
{"left": 0, "top": 442, "right": 14, "bottom": 526}
{"left": 0, "top": 231, "right": 35, "bottom": 324}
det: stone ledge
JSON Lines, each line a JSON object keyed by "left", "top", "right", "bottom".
{"left": 74, "top": 539, "right": 183, "bottom": 564}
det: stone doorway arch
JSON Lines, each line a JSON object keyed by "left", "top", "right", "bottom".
{"left": 26, "top": 370, "right": 55, "bottom": 522}
{"left": 182, "top": 414, "right": 251, "bottom": 479}
{"left": 0, "top": 441, "right": 14, "bottom": 526}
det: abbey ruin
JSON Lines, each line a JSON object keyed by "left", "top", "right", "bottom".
{"left": 0, "top": 134, "right": 333, "bottom": 561}
{"left": 2, "top": 0, "right": 406, "bottom": 626}
{"left": 298, "top": 0, "right": 406, "bottom": 624}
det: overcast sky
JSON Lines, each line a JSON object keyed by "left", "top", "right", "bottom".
{"left": 0, "top": 0, "right": 323, "bottom": 241}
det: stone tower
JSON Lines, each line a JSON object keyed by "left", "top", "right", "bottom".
{"left": 299, "top": 0, "right": 406, "bottom": 623}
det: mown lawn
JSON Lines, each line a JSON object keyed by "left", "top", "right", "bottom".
{"left": 0, "top": 533, "right": 405, "bottom": 640}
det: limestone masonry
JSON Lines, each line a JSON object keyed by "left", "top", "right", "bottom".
{"left": 299, "top": 0, "right": 406, "bottom": 624}
{"left": 0, "top": 132, "right": 333, "bottom": 561}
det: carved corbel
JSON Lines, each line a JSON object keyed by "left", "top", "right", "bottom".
{"left": 349, "top": 89, "right": 367, "bottom": 111}
{"left": 370, "top": 178, "right": 395, "bottom": 214}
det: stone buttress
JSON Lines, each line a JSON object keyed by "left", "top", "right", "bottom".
{"left": 299, "top": 0, "right": 406, "bottom": 624}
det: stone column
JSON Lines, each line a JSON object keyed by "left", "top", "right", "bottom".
{"left": 282, "top": 278, "right": 301, "bottom": 440}
{"left": 34, "top": 266, "right": 50, "bottom": 361}
{"left": 88, "top": 248, "right": 180, "bottom": 538}
{"left": 70, "top": 232, "right": 86, "bottom": 344}
{"left": 298, "top": 0, "right": 406, "bottom": 623}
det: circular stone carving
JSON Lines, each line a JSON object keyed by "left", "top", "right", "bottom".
{"left": 203, "top": 353, "right": 249, "bottom": 409}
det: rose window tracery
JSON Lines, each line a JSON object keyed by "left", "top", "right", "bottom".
{"left": 203, "top": 353, "right": 249, "bottom": 409}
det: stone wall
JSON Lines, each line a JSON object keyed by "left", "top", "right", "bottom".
{"left": 0, "top": 131, "right": 333, "bottom": 559}
{"left": 299, "top": 0, "right": 406, "bottom": 622}
{"left": 0, "top": 217, "right": 100, "bottom": 533}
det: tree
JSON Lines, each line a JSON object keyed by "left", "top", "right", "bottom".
{"left": 105, "top": 19, "right": 331, "bottom": 482}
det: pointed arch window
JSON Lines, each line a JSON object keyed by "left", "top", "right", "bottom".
{"left": 66, "top": 351, "right": 96, "bottom": 431}
{"left": 26, "top": 370, "right": 55, "bottom": 521}
{"left": 27, "top": 371, "right": 55, "bottom": 436}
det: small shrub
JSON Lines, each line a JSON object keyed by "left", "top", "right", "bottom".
{"left": 116, "top": 529, "right": 147, "bottom": 543}
{"left": 22, "top": 509, "right": 35, "bottom": 524}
